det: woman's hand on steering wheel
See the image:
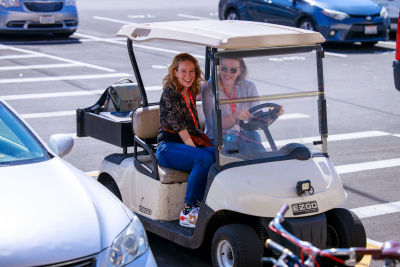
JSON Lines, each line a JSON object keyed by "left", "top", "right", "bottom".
{"left": 238, "top": 103, "right": 283, "bottom": 131}
{"left": 233, "top": 110, "right": 251, "bottom": 121}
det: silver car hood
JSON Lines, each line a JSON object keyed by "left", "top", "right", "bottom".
{"left": 0, "top": 157, "right": 132, "bottom": 266}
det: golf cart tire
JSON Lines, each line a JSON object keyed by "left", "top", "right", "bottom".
{"left": 326, "top": 208, "right": 366, "bottom": 262}
{"left": 211, "top": 224, "right": 262, "bottom": 267}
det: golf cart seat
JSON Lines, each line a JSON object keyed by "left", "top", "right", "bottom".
{"left": 132, "top": 103, "right": 206, "bottom": 184}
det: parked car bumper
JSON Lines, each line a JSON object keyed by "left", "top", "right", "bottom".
{"left": 0, "top": 6, "right": 78, "bottom": 34}
{"left": 317, "top": 15, "right": 390, "bottom": 43}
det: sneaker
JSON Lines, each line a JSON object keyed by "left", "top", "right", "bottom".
{"left": 179, "top": 207, "right": 198, "bottom": 228}
{"left": 193, "top": 200, "right": 201, "bottom": 212}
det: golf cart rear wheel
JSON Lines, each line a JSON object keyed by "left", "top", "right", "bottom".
{"left": 211, "top": 224, "right": 262, "bottom": 267}
{"left": 326, "top": 208, "right": 366, "bottom": 261}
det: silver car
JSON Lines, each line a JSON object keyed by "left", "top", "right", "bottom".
{"left": 0, "top": 99, "right": 157, "bottom": 267}
{"left": 0, "top": 0, "right": 78, "bottom": 37}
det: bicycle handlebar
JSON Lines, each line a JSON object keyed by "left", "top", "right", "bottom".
{"left": 266, "top": 204, "right": 400, "bottom": 267}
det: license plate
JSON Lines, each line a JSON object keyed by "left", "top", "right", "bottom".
{"left": 291, "top": 201, "right": 319, "bottom": 215}
{"left": 364, "top": 25, "right": 377, "bottom": 35}
{"left": 39, "top": 15, "right": 55, "bottom": 24}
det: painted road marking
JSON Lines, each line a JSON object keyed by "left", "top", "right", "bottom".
{"left": 0, "top": 63, "right": 82, "bottom": 71}
{"left": 274, "top": 130, "right": 391, "bottom": 147}
{"left": 21, "top": 110, "right": 75, "bottom": 119}
{"left": 177, "top": 13, "right": 212, "bottom": 20}
{"left": 1, "top": 86, "right": 162, "bottom": 100}
{"left": 336, "top": 158, "right": 400, "bottom": 174}
{"left": 351, "top": 201, "right": 400, "bottom": 219}
{"left": 92, "top": 16, "right": 133, "bottom": 25}
{"left": 0, "top": 44, "right": 116, "bottom": 72}
{"left": 0, "top": 54, "right": 41, "bottom": 60}
{"left": 356, "top": 242, "right": 381, "bottom": 267}
{"left": 75, "top": 32, "right": 205, "bottom": 59}
{"left": 0, "top": 73, "right": 130, "bottom": 84}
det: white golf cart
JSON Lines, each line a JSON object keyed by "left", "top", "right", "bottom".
{"left": 77, "top": 20, "right": 366, "bottom": 266}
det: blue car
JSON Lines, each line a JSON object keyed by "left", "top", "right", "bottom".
{"left": 219, "top": 0, "right": 390, "bottom": 45}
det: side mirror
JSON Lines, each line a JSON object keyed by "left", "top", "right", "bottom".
{"left": 48, "top": 134, "right": 74, "bottom": 158}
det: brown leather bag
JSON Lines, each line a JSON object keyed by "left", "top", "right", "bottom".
{"left": 162, "top": 126, "right": 213, "bottom": 147}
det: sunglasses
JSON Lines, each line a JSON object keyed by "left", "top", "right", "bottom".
{"left": 221, "top": 65, "right": 240, "bottom": 74}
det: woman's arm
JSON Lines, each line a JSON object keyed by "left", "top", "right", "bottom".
{"left": 178, "top": 129, "right": 196, "bottom": 147}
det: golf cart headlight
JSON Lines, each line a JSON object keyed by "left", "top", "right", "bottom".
{"left": 296, "top": 180, "right": 314, "bottom": 196}
{"left": 65, "top": 0, "right": 76, "bottom": 6}
{"left": 322, "top": 9, "right": 349, "bottom": 20}
{"left": 108, "top": 216, "right": 149, "bottom": 267}
{"left": 380, "top": 7, "right": 388, "bottom": 18}
{"left": 0, "top": 0, "right": 20, "bottom": 7}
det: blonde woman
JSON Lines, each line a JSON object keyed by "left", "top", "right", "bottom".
{"left": 156, "top": 53, "right": 215, "bottom": 228}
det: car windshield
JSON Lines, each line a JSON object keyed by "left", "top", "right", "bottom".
{"left": 210, "top": 52, "right": 322, "bottom": 167}
{"left": 0, "top": 103, "right": 48, "bottom": 166}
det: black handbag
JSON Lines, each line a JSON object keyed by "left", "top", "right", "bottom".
{"left": 104, "top": 78, "right": 142, "bottom": 112}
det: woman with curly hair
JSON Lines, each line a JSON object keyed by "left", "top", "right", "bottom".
{"left": 156, "top": 53, "right": 215, "bottom": 228}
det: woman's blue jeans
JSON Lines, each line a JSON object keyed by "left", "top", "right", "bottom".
{"left": 157, "top": 142, "right": 215, "bottom": 205}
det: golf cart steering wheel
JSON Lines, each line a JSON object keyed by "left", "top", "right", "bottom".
{"left": 239, "top": 103, "right": 282, "bottom": 131}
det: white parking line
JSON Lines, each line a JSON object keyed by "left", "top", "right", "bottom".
{"left": 1, "top": 85, "right": 162, "bottom": 100}
{"left": 92, "top": 16, "right": 134, "bottom": 25}
{"left": 0, "top": 63, "right": 82, "bottom": 71}
{"left": 0, "top": 44, "right": 116, "bottom": 72}
{"left": 274, "top": 130, "right": 391, "bottom": 147}
{"left": 1, "top": 90, "right": 104, "bottom": 100}
{"left": 177, "top": 13, "right": 213, "bottom": 20}
{"left": 21, "top": 110, "right": 75, "bottom": 119}
{"left": 75, "top": 33, "right": 205, "bottom": 59}
{"left": 0, "top": 54, "right": 42, "bottom": 60}
{"left": 324, "top": 52, "right": 347, "bottom": 58}
{"left": 336, "top": 158, "right": 400, "bottom": 174}
{"left": 0, "top": 73, "right": 131, "bottom": 84}
{"left": 351, "top": 201, "right": 400, "bottom": 219}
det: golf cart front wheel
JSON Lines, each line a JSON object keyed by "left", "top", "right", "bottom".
{"left": 326, "top": 208, "right": 366, "bottom": 262}
{"left": 211, "top": 224, "right": 262, "bottom": 267}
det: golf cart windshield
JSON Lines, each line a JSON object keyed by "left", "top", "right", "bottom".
{"left": 211, "top": 51, "right": 324, "bottom": 167}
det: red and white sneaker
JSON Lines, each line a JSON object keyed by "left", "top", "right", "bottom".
{"left": 179, "top": 208, "right": 198, "bottom": 228}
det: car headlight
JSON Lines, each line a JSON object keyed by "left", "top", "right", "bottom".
{"left": 65, "top": 0, "right": 76, "bottom": 6}
{"left": 322, "top": 8, "right": 349, "bottom": 21}
{"left": 380, "top": 7, "right": 388, "bottom": 18}
{"left": 0, "top": 0, "right": 20, "bottom": 7}
{"left": 108, "top": 216, "right": 149, "bottom": 267}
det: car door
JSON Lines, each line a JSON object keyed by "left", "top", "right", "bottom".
{"left": 266, "top": 0, "right": 298, "bottom": 26}
{"left": 245, "top": 0, "right": 274, "bottom": 22}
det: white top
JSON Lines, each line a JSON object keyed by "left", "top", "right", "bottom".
{"left": 117, "top": 20, "right": 325, "bottom": 49}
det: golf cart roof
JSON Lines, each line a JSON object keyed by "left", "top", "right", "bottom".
{"left": 117, "top": 20, "right": 325, "bottom": 49}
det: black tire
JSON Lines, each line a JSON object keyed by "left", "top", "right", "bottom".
{"left": 325, "top": 208, "right": 366, "bottom": 264}
{"left": 361, "top": 41, "right": 378, "bottom": 47}
{"left": 297, "top": 17, "right": 316, "bottom": 31}
{"left": 225, "top": 9, "right": 240, "bottom": 20}
{"left": 103, "top": 180, "right": 123, "bottom": 201}
{"left": 211, "top": 224, "right": 262, "bottom": 267}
